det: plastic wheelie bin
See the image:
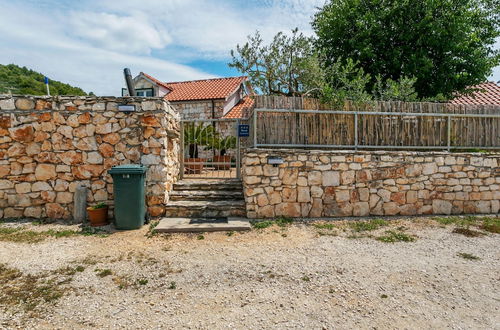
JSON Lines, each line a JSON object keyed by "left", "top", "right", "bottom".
{"left": 108, "top": 165, "right": 147, "bottom": 230}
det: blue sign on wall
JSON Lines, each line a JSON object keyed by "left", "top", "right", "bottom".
{"left": 238, "top": 124, "right": 250, "bottom": 137}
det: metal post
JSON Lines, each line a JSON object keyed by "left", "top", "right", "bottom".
{"left": 236, "top": 119, "right": 241, "bottom": 179}
{"left": 354, "top": 112, "right": 358, "bottom": 151}
{"left": 447, "top": 115, "right": 451, "bottom": 152}
{"left": 253, "top": 109, "right": 257, "bottom": 148}
{"left": 179, "top": 121, "right": 184, "bottom": 179}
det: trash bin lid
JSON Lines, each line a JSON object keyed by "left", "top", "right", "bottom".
{"left": 108, "top": 164, "right": 147, "bottom": 175}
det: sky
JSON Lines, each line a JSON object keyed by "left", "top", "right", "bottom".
{"left": 0, "top": 0, "right": 499, "bottom": 96}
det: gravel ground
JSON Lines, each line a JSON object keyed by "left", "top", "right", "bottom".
{"left": 0, "top": 217, "right": 499, "bottom": 329}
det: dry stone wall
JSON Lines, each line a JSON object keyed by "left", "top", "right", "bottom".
{"left": 243, "top": 149, "right": 500, "bottom": 218}
{"left": 0, "top": 95, "right": 180, "bottom": 220}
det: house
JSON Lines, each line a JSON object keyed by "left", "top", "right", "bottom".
{"left": 450, "top": 81, "right": 500, "bottom": 106}
{"left": 123, "top": 72, "right": 255, "bottom": 120}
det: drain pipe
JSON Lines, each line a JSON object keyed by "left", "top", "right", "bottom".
{"left": 123, "top": 68, "right": 136, "bottom": 96}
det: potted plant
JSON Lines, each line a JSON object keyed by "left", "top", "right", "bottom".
{"left": 209, "top": 136, "right": 236, "bottom": 170}
{"left": 87, "top": 202, "right": 108, "bottom": 227}
{"left": 183, "top": 123, "right": 217, "bottom": 174}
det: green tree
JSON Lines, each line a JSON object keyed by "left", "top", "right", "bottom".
{"left": 0, "top": 64, "right": 88, "bottom": 96}
{"left": 312, "top": 0, "right": 500, "bottom": 98}
{"left": 229, "top": 29, "right": 322, "bottom": 96}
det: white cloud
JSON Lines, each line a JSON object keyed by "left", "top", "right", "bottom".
{"left": 68, "top": 12, "right": 172, "bottom": 54}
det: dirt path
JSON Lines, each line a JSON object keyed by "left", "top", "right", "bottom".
{"left": 0, "top": 217, "right": 499, "bottom": 329}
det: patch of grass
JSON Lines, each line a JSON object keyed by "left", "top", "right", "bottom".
{"left": 0, "top": 225, "right": 109, "bottom": 244}
{"left": 381, "top": 294, "right": 388, "bottom": 299}
{"left": 226, "top": 231, "right": 234, "bottom": 237}
{"left": 457, "top": 252, "right": 481, "bottom": 260}
{"left": 168, "top": 281, "right": 177, "bottom": 290}
{"left": 317, "top": 230, "right": 338, "bottom": 237}
{"left": 433, "top": 216, "right": 461, "bottom": 225}
{"left": 376, "top": 231, "right": 415, "bottom": 243}
{"left": 452, "top": 227, "right": 485, "bottom": 237}
{"left": 146, "top": 220, "right": 160, "bottom": 238}
{"left": 313, "top": 222, "right": 336, "bottom": 230}
{"left": 349, "top": 219, "right": 388, "bottom": 232}
{"left": 0, "top": 264, "right": 69, "bottom": 312}
{"left": 480, "top": 217, "right": 500, "bottom": 234}
{"left": 252, "top": 217, "right": 294, "bottom": 230}
{"left": 301, "top": 276, "right": 311, "bottom": 282}
{"left": 75, "top": 266, "right": 85, "bottom": 272}
{"left": 197, "top": 235, "right": 205, "bottom": 240}
{"left": 96, "top": 269, "right": 112, "bottom": 278}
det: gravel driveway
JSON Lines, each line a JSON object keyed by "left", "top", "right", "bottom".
{"left": 0, "top": 216, "right": 499, "bottom": 329}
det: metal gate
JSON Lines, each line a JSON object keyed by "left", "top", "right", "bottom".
{"left": 180, "top": 119, "right": 242, "bottom": 179}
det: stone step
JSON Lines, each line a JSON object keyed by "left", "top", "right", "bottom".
{"left": 169, "top": 190, "right": 244, "bottom": 201}
{"left": 173, "top": 179, "right": 242, "bottom": 191}
{"left": 155, "top": 217, "right": 251, "bottom": 233}
{"left": 164, "top": 200, "right": 246, "bottom": 218}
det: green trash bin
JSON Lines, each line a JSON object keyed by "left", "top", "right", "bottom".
{"left": 108, "top": 165, "right": 147, "bottom": 230}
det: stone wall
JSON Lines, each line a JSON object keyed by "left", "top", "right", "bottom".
{"left": 242, "top": 149, "right": 500, "bottom": 218}
{"left": 0, "top": 95, "right": 180, "bottom": 220}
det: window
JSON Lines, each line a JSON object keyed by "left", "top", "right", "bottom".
{"left": 136, "top": 88, "right": 154, "bottom": 97}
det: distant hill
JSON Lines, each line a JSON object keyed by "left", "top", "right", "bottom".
{"left": 0, "top": 64, "right": 89, "bottom": 96}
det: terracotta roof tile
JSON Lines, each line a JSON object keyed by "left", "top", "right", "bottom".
{"left": 160, "top": 76, "right": 247, "bottom": 102}
{"left": 450, "top": 82, "right": 500, "bottom": 105}
{"left": 223, "top": 96, "right": 255, "bottom": 119}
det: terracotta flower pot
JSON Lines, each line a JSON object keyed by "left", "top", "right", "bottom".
{"left": 184, "top": 158, "right": 205, "bottom": 174}
{"left": 87, "top": 206, "right": 108, "bottom": 227}
{"left": 213, "top": 155, "right": 231, "bottom": 170}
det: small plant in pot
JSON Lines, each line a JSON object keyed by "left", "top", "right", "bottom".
{"left": 209, "top": 136, "right": 236, "bottom": 170}
{"left": 183, "top": 123, "right": 217, "bottom": 174}
{"left": 87, "top": 202, "right": 108, "bottom": 227}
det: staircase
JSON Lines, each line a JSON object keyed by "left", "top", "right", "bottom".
{"left": 164, "top": 179, "right": 246, "bottom": 218}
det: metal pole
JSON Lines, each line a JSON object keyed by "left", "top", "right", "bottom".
{"left": 354, "top": 112, "right": 358, "bottom": 151}
{"left": 179, "top": 121, "right": 184, "bottom": 179}
{"left": 236, "top": 119, "right": 241, "bottom": 179}
{"left": 447, "top": 115, "right": 451, "bottom": 152}
{"left": 253, "top": 109, "right": 257, "bottom": 148}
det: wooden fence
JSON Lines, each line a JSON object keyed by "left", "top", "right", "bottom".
{"left": 249, "top": 96, "right": 500, "bottom": 150}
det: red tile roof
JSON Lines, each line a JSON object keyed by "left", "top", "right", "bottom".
{"left": 450, "top": 82, "right": 500, "bottom": 105}
{"left": 159, "top": 76, "right": 247, "bottom": 102}
{"left": 223, "top": 96, "right": 255, "bottom": 119}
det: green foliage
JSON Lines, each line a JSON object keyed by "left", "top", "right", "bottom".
{"left": 90, "top": 202, "right": 107, "bottom": 210}
{"left": 349, "top": 219, "right": 388, "bottom": 232}
{"left": 0, "top": 64, "right": 88, "bottom": 95}
{"left": 251, "top": 221, "right": 274, "bottom": 229}
{"left": 230, "top": 29, "right": 322, "bottom": 96}
{"left": 313, "top": 0, "right": 500, "bottom": 99}
{"left": 207, "top": 135, "right": 236, "bottom": 156}
{"left": 312, "top": 222, "right": 336, "bottom": 230}
{"left": 376, "top": 231, "right": 415, "bottom": 243}
{"left": 183, "top": 123, "right": 217, "bottom": 158}
{"left": 480, "top": 217, "right": 500, "bottom": 234}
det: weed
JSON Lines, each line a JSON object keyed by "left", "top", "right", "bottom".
{"left": 0, "top": 225, "right": 109, "bottom": 244}
{"left": 137, "top": 279, "right": 148, "bottom": 285}
{"left": 433, "top": 216, "right": 461, "bottom": 225}
{"left": 377, "top": 231, "right": 415, "bottom": 243}
{"left": 301, "top": 276, "right": 310, "bottom": 282}
{"left": 97, "top": 269, "right": 112, "bottom": 277}
{"left": 313, "top": 223, "right": 336, "bottom": 230}
{"left": 226, "top": 231, "right": 234, "bottom": 237}
{"left": 381, "top": 294, "right": 388, "bottom": 299}
{"left": 317, "top": 231, "right": 338, "bottom": 237}
{"left": 350, "top": 219, "right": 388, "bottom": 232}
{"left": 457, "top": 252, "right": 481, "bottom": 260}
{"left": 168, "top": 281, "right": 177, "bottom": 289}
{"left": 252, "top": 221, "right": 274, "bottom": 229}
{"left": 480, "top": 217, "right": 499, "bottom": 234}
{"left": 452, "top": 228, "right": 485, "bottom": 237}
{"left": 197, "top": 235, "right": 205, "bottom": 240}
{"left": 75, "top": 266, "right": 85, "bottom": 272}
{"left": 275, "top": 217, "right": 293, "bottom": 227}
{"left": 146, "top": 220, "right": 159, "bottom": 238}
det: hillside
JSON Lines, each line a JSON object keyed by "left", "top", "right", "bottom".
{"left": 0, "top": 64, "right": 88, "bottom": 96}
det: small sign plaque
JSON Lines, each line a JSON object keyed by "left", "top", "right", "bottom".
{"left": 118, "top": 104, "right": 136, "bottom": 112}
{"left": 238, "top": 124, "right": 250, "bottom": 137}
